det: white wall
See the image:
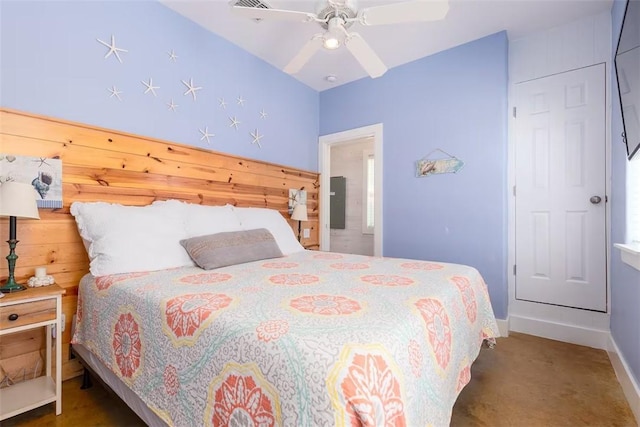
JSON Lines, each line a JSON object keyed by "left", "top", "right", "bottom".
{"left": 329, "top": 138, "right": 374, "bottom": 255}
{"left": 509, "top": 11, "right": 611, "bottom": 84}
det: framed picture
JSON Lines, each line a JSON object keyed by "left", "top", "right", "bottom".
{"left": 288, "top": 189, "right": 307, "bottom": 215}
{"left": 0, "top": 154, "right": 63, "bottom": 208}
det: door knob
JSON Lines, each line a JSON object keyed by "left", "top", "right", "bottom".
{"left": 590, "top": 196, "right": 602, "bottom": 204}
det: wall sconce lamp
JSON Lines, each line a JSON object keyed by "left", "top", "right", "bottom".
{"left": 291, "top": 204, "right": 308, "bottom": 242}
{"left": 0, "top": 182, "right": 40, "bottom": 293}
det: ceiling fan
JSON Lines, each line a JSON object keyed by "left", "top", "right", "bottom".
{"left": 230, "top": 0, "right": 450, "bottom": 78}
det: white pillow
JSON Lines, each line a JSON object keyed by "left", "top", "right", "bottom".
{"left": 70, "top": 202, "right": 194, "bottom": 276}
{"left": 152, "top": 200, "right": 242, "bottom": 238}
{"left": 232, "top": 207, "right": 304, "bottom": 255}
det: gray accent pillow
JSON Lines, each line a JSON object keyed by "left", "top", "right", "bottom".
{"left": 180, "top": 228, "right": 283, "bottom": 270}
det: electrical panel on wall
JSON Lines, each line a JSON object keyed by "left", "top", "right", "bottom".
{"left": 330, "top": 176, "right": 346, "bottom": 229}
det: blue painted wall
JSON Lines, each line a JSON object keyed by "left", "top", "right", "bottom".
{"left": 320, "top": 32, "right": 509, "bottom": 319}
{"left": 3, "top": 0, "right": 635, "bottom": 354}
{"left": 0, "top": 0, "right": 319, "bottom": 171}
{"left": 610, "top": 0, "right": 640, "bottom": 386}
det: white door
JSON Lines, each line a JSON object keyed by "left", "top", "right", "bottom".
{"left": 514, "top": 64, "right": 607, "bottom": 312}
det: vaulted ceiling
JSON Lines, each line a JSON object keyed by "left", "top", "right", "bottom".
{"left": 161, "top": 0, "right": 613, "bottom": 91}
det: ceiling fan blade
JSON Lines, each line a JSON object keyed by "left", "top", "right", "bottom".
{"left": 344, "top": 33, "right": 387, "bottom": 78}
{"left": 231, "top": 5, "right": 316, "bottom": 23}
{"left": 359, "top": 0, "right": 449, "bottom": 26}
{"left": 284, "top": 35, "right": 324, "bottom": 75}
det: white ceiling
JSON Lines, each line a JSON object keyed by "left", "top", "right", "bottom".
{"left": 161, "top": 0, "right": 613, "bottom": 91}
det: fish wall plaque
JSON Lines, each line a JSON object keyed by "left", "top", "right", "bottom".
{"left": 415, "top": 149, "right": 464, "bottom": 178}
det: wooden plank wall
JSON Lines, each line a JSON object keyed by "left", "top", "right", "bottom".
{"left": 0, "top": 108, "right": 319, "bottom": 381}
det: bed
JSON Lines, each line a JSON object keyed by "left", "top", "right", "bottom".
{"left": 68, "top": 199, "right": 498, "bottom": 426}
{"left": 69, "top": 200, "right": 498, "bottom": 426}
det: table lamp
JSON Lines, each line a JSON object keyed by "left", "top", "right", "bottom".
{"left": 291, "top": 204, "right": 308, "bottom": 242}
{"left": 0, "top": 181, "right": 40, "bottom": 293}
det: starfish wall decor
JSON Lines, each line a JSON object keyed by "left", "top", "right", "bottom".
{"left": 229, "top": 116, "right": 241, "bottom": 130}
{"left": 250, "top": 129, "right": 263, "bottom": 148}
{"left": 95, "top": 36, "right": 274, "bottom": 149}
{"left": 199, "top": 127, "right": 215, "bottom": 144}
{"left": 142, "top": 78, "right": 159, "bottom": 96}
{"left": 97, "top": 35, "right": 127, "bottom": 63}
{"left": 182, "top": 78, "right": 202, "bottom": 101}
{"left": 108, "top": 86, "right": 123, "bottom": 101}
{"left": 167, "top": 99, "right": 178, "bottom": 112}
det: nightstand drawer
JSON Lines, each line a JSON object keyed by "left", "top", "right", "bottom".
{"left": 0, "top": 299, "right": 56, "bottom": 330}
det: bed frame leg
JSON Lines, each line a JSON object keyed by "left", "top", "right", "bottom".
{"left": 80, "top": 368, "right": 93, "bottom": 389}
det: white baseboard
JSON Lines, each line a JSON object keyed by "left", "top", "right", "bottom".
{"left": 496, "top": 318, "right": 509, "bottom": 337}
{"left": 608, "top": 334, "right": 640, "bottom": 423}
{"left": 509, "top": 314, "right": 610, "bottom": 349}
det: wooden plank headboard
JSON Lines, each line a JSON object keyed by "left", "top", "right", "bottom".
{"left": 0, "top": 108, "right": 319, "bottom": 380}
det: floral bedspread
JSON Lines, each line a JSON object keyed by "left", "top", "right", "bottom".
{"left": 72, "top": 250, "right": 499, "bottom": 426}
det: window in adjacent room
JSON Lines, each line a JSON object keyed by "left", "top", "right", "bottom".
{"left": 362, "top": 150, "right": 374, "bottom": 235}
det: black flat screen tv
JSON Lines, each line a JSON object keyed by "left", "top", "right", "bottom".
{"left": 615, "top": 0, "right": 640, "bottom": 160}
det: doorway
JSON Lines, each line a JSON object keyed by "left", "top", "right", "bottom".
{"left": 319, "top": 124, "right": 383, "bottom": 256}
{"left": 328, "top": 138, "right": 374, "bottom": 255}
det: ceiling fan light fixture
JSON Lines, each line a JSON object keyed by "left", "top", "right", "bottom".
{"left": 323, "top": 35, "right": 340, "bottom": 50}
{"left": 234, "top": 0, "right": 449, "bottom": 79}
{"left": 322, "top": 15, "right": 346, "bottom": 50}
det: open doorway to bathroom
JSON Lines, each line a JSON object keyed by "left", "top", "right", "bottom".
{"left": 328, "top": 138, "right": 375, "bottom": 255}
{"left": 318, "top": 123, "right": 383, "bottom": 256}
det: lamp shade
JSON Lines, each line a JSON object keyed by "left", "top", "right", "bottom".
{"left": 291, "top": 204, "right": 308, "bottom": 222}
{"left": 0, "top": 182, "right": 40, "bottom": 219}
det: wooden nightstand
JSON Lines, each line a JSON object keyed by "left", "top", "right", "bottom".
{"left": 0, "top": 285, "right": 65, "bottom": 420}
